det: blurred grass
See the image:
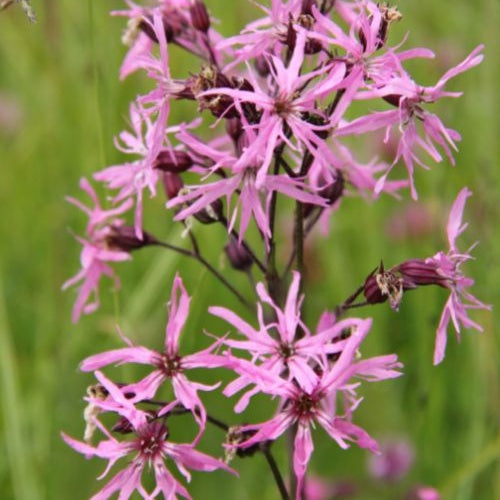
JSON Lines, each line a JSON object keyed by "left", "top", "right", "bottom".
{"left": 0, "top": 0, "right": 498, "bottom": 499}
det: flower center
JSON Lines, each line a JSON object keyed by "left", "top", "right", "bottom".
{"left": 137, "top": 421, "right": 168, "bottom": 459}
{"left": 278, "top": 342, "right": 296, "bottom": 360}
{"left": 293, "top": 392, "right": 318, "bottom": 418}
{"left": 159, "top": 354, "right": 182, "bottom": 377}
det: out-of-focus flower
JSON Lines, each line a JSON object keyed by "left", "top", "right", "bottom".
{"left": 367, "top": 438, "right": 415, "bottom": 482}
{"left": 407, "top": 485, "right": 441, "bottom": 500}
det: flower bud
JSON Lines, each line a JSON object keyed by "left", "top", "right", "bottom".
{"left": 225, "top": 238, "right": 253, "bottom": 271}
{"left": 153, "top": 150, "right": 193, "bottom": 173}
{"left": 193, "top": 198, "right": 223, "bottom": 224}
{"left": 189, "top": 0, "right": 210, "bottom": 33}
{"left": 192, "top": 66, "right": 239, "bottom": 118}
{"left": 396, "top": 259, "right": 447, "bottom": 288}
{"left": 112, "top": 416, "right": 135, "bottom": 434}
{"left": 364, "top": 263, "right": 403, "bottom": 311}
{"left": 162, "top": 172, "right": 184, "bottom": 200}
{"left": 303, "top": 172, "right": 344, "bottom": 218}
{"left": 226, "top": 117, "right": 243, "bottom": 143}
{"left": 139, "top": 15, "right": 179, "bottom": 43}
{"left": 301, "top": 0, "right": 318, "bottom": 16}
{"left": 254, "top": 55, "right": 270, "bottom": 77}
{"left": 383, "top": 94, "right": 402, "bottom": 107}
{"left": 106, "top": 224, "right": 157, "bottom": 251}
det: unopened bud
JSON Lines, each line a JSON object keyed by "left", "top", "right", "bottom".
{"left": 138, "top": 16, "right": 174, "bottom": 43}
{"left": 193, "top": 198, "right": 223, "bottom": 224}
{"left": 321, "top": 172, "right": 345, "bottom": 205}
{"left": 154, "top": 150, "right": 193, "bottom": 173}
{"left": 190, "top": 0, "right": 210, "bottom": 33}
{"left": 396, "top": 259, "right": 447, "bottom": 288}
{"left": 254, "top": 55, "right": 270, "bottom": 77}
{"left": 383, "top": 94, "right": 402, "bottom": 107}
{"left": 162, "top": 172, "right": 184, "bottom": 200}
{"left": 112, "top": 416, "right": 135, "bottom": 434}
{"left": 225, "top": 239, "right": 253, "bottom": 271}
{"left": 364, "top": 263, "right": 403, "bottom": 311}
{"left": 304, "top": 172, "right": 344, "bottom": 217}
{"left": 192, "top": 66, "right": 239, "bottom": 118}
{"left": 358, "top": 4, "right": 402, "bottom": 51}
{"left": 301, "top": 0, "right": 318, "bottom": 16}
{"left": 106, "top": 224, "right": 157, "bottom": 251}
{"left": 226, "top": 118, "right": 243, "bottom": 143}
{"left": 285, "top": 19, "right": 297, "bottom": 52}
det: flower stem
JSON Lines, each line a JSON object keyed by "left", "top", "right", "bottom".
{"left": 261, "top": 443, "right": 290, "bottom": 500}
{"left": 152, "top": 240, "right": 252, "bottom": 310}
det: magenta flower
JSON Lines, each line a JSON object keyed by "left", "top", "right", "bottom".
{"left": 63, "top": 179, "right": 133, "bottom": 323}
{"left": 336, "top": 46, "right": 484, "bottom": 198}
{"left": 202, "top": 29, "right": 347, "bottom": 187}
{"left": 226, "top": 318, "right": 402, "bottom": 499}
{"left": 426, "top": 188, "right": 491, "bottom": 364}
{"left": 210, "top": 272, "right": 370, "bottom": 410}
{"left": 216, "top": 0, "right": 305, "bottom": 68}
{"left": 166, "top": 128, "right": 327, "bottom": 243}
{"left": 80, "top": 274, "right": 227, "bottom": 436}
{"left": 62, "top": 371, "right": 234, "bottom": 500}
{"left": 367, "top": 438, "right": 415, "bottom": 482}
{"left": 93, "top": 101, "right": 169, "bottom": 238}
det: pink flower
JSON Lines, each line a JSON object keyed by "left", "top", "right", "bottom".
{"left": 367, "top": 438, "right": 415, "bottom": 482}
{"left": 216, "top": 0, "right": 305, "bottom": 68}
{"left": 202, "top": 29, "right": 347, "bottom": 187}
{"left": 63, "top": 179, "right": 133, "bottom": 323}
{"left": 80, "top": 274, "right": 227, "bottom": 437}
{"left": 336, "top": 45, "right": 484, "bottom": 199}
{"left": 210, "top": 272, "right": 370, "bottom": 410}
{"left": 62, "top": 371, "right": 234, "bottom": 500}
{"left": 426, "top": 188, "right": 491, "bottom": 364}
{"left": 167, "top": 129, "right": 327, "bottom": 243}
{"left": 226, "top": 318, "right": 402, "bottom": 499}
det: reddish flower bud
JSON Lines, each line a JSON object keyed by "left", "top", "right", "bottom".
{"left": 301, "top": 0, "right": 318, "bottom": 16}
{"left": 225, "top": 238, "right": 253, "bottom": 271}
{"left": 254, "top": 55, "right": 270, "bottom": 77}
{"left": 162, "top": 172, "right": 184, "bottom": 200}
{"left": 193, "top": 198, "right": 223, "bottom": 224}
{"left": 105, "top": 224, "right": 157, "bottom": 251}
{"left": 383, "top": 94, "right": 402, "bottom": 107}
{"left": 139, "top": 15, "right": 181, "bottom": 43}
{"left": 189, "top": 0, "right": 210, "bottom": 33}
{"left": 396, "top": 259, "right": 448, "bottom": 288}
{"left": 192, "top": 66, "right": 239, "bottom": 118}
{"left": 303, "top": 172, "right": 344, "bottom": 217}
{"left": 153, "top": 150, "right": 193, "bottom": 173}
{"left": 364, "top": 264, "right": 404, "bottom": 311}
{"left": 226, "top": 117, "right": 243, "bottom": 143}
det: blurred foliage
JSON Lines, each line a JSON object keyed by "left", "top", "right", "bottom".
{"left": 0, "top": 1, "right": 498, "bottom": 499}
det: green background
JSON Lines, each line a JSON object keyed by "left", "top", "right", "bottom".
{"left": 0, "top": 1, "right": 498, "bottom": 499}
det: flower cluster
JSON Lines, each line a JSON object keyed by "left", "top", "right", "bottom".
{"left": 63, "top": 1, "right": 488, "bottom": 499}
